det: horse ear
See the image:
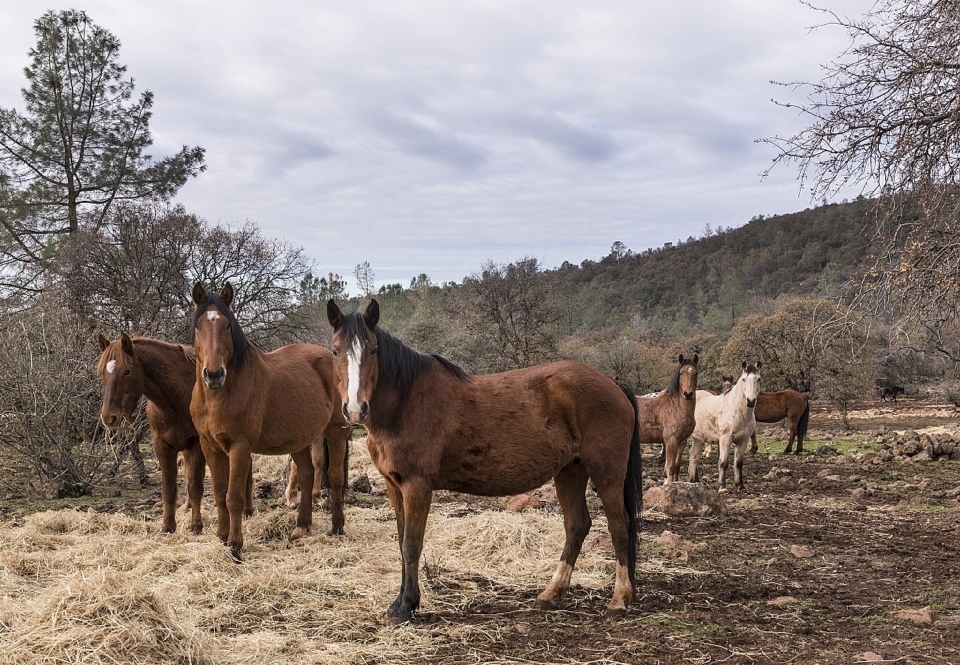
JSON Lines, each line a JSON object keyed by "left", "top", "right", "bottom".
{"left": 120, "top": 332, "right": 134, "bottom": 356}
{"left": 192, "top": 282, "right": 207, "bottom": 305}
{"left": 678, "top": 354, "right": 684, "bottom": 364}
{"left": 692, "top": 353, "right": 699, "bottom": 365}
{"left": 97, "top": 333, "right": 110, "bottom": 352}
{"left": 741, "top": 361, "right": 747, "bottom": 371}
{"left": 364, "top": 298, "right": 380, "bottom": 329}
{"left": 327, "top": 299, "right": 344, "bottom": 329}
{"left": 755, "top": 361, "right": 761, "bottom": 371}
{"left": 220, "top": 282, "right": 234, "bottom": 307}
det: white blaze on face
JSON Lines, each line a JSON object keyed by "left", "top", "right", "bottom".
{"left": 106, "top": 360, "right": 117, "bottom": 375}
{"left": 345, "top": 337, "right": 364, "bottom": 420}
{"left": 206, "top": 310, "right": 221, "bottom": 321}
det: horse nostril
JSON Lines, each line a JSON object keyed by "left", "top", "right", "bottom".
{"left": 360, "top": 401, "right": 370, "bottom": 420}
{"left": 342, "top": 403, "right": 349, "bottom": 420}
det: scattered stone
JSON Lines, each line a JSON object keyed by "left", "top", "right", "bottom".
{"left": 767, "top": 596, "right": 798, "bottom": 606}
{"left": 643, "top": 482, "right": 727, "bottom": 517}
{"left": 350, "top": 473, "right": 372, "bottom": 494}
{"left": 895, "top": 607, "right": 934, "bottom": 625}
{"left": 790, "top": 544, "right": 815, "bottom": 558}
{"left": 857, "top": 653, "right": 884, "bottom": 662}
{"left": 505, "top": 494, "right": 540, "bottom": 512}
{"left": 655, "top": 530, "right": 704, "bottom": 561}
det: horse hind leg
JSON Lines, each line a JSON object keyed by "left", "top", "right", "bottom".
{"left": 688, "top": 437, "right": 704, "bottom": 483}
{"left": 284, "top": 457, "right": 301, "bottom": 509}
{"left": 592, "top": 473, "right": 635, "bottom": 616}
{"left": 289, "top": 446, "right": 316, "bottom": 540}
{"left": 536, "top": 462, "right": 590, "bottom": 610}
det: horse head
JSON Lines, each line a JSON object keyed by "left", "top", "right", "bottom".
{"left": 191, "top": 282, "right": 248, "bottom": 390}
{"left": 720, "top": 375, "right": 735, "bottom": 394}
{"left": 328, "top": 298, "right": 380, "bottom": 425}
{"left": 677, "top": 353, "right": 699, "bottom": 401}
{"left": 739, "top": 361, "right": 762, "bottom": 408}
{"left": 97, "top": 332, "right": 144, "bottom": 429}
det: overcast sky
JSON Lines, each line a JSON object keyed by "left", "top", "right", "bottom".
{"left": 0, "top": 1, "right": 874, "bottom": 292}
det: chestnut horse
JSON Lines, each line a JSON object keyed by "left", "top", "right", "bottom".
{"left": 327, "top": 299, "right": 642, "bottom": 622}
{"left": 689, "top": 362, "right": 761, "bottom": 490}
{"left": 638, "top": 354, "right": 698, "bottom": 483}
{"left": 190, "top": 283, "right": 350, "bottom": 560}
{"left": 720, "top": 377, "right": 811, "bottom": 455}
{"left": 97, "top": 333, "right": 253, "bottom": 534}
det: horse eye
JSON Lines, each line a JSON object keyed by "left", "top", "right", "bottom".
{"left": 123, "top": 369, "right": 131, "bottom": 376}
{"left": 369, "top": 347, "right": 377, "bottom": 356}
{"left": 332, "top": 349, "right": 339, "bottom": 357}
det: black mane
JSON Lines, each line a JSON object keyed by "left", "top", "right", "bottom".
{"left": 190, "top": 293, "right": 252, "bottom": 369}
{"left": 663, "top": 358, "right": 696, "bottom": 396}
{"left": 340, "top": 311, "right": 469, "bottom": 396}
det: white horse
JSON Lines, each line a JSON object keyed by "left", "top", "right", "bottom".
{"left": 688, "top": 362, "right": 761, "bottom": 490}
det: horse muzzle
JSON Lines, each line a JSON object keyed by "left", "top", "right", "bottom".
{"left": 746, "top": 398, "right": 757, "bottom": 408}
{"left": 683, "top": 391, "right": 695, "bottom": 401}
{"left": 203, "top": 366, "right": 227, "bottom": 389}
{"left": 100, "top": 412, "right": 127, "bottom": 430}
{"left": 342, "top": 400, "right": 369, "bottom": 425}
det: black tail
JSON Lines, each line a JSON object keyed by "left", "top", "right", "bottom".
{"left": 796, "top": 398, "right": 810, "bottom": 447}
{"left": 619, "top": 384, "right": 642, "bottom": 590}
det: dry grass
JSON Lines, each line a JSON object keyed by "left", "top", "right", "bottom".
{"left": 0, "top": 438, "right": 673, "bottom": 664}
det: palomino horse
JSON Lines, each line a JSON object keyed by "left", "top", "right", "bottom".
{"left": 327, "top": 299, "right": 642, "bottom": 622}
{"left": 638, "top": 354, "right": 698, "bottom": 483}
{"left": 720, "top": 377, "right": 811, "bottom": 455}
{"left": 97, "top": 333, "right": 252, "bottom": 534}
{"left": 190, "top": 283, "right": 351, "bottom": 560}
{"left": 689, "top": 362, "right": 761, "bottom": 490}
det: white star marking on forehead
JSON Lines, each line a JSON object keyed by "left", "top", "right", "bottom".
{"left": 106, "top": 360, "right": 117, "bottom": 374}
{"left": 206, "top": 310, "right": 221, "bottom": 321}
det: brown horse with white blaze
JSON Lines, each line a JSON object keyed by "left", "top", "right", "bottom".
{"left": 327, "top": 298, "right": 642, "bottom": 623}
{"left": 190, "top": 283, "right": 351, "bottom": 560}
{"left": 638, "top": 354, "right": 698, "bottom": 483}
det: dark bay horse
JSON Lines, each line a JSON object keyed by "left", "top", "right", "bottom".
{"left": 327, "top": 299, "right": 642, "bottom": 622}
{"left": 190, "top": 283, "right": 351, "bottom": 560}
{"left": 638, "top": 354, "right": 698, "bottom": 483}
{"left": 97, "top": 333, "right": 252, "bottom": 534}
{"left": 689, "top": 362, "right": 761, "bottom": 490}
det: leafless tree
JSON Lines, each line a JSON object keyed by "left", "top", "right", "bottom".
{"left": 763, "top": 0, "right": 960, "bottom": 357}
{"left": 459, "top": 257, "right": 561, "bottom": 372}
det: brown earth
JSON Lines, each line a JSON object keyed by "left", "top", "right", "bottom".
{"left": 1, "top": 396, "right": 959, "bottom": 664}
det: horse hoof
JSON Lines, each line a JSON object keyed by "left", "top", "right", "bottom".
{"left": 243, "top": 508, "right": 255, "bottom": 518}
{"left": 604, "top": 607, "right": 628, "bottom": 619}
{"left": 327, "top": 526, "right": 345, "bottom": 537}
{"left": 289, "top": 526, "right": 310, "bottom": 541}
{"left": 228, "top": 548, "right": 243, "bottom": 563}
{"left": 159, "top": 524, "right": 175, "bottom": 535}
{"left": 190, "top": 524, "right": 203, "bottom": 536}
{"left": 534, "top": 598, "right": 557, "bottom": 611}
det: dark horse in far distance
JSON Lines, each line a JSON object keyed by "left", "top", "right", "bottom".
{"left": 190, "top": 283, "right": 351, "bottom": 560}
{"left": 879, "top": 385, "right": 905, "bottom": 402}
{"left": 97, "top": 333, "right": 253, "bottom": 534}
{"left": 720, "top": 376, "right": 811, "bottom": 455}
{"left": 327, "top": 298, "right": 642, "bottom": 623}
{"left": 638, "top": 354, "right": 698, "bottom": 483}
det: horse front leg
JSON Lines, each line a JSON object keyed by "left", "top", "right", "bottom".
{"left": 687, "top": 437, "right": 704, "bottom": 483}
{"left": 201, "top": 438, "right": 231, "bottom": 548}
{"left": 182, "top": 444, "right": 206, "bottom": 535}
{"left": 751, "top": 431, "right": 760, "bottom": 454}
{"left": 154, "top": 438, "right": 179, "bottom": 534}
{"left": 388, "top": 478, "right": 433, "bottom": 624}
{"left": 289, "top": 446, "right": 315, "bottom": 541}
{"left": 717, "top": 437, "right": 732, "bottom": 490}
{"left": 226, "top": 443, "right": 253, "bottom": 560}
{"left": 733, "top": 439, "right": 748, "bottom": 490}
{"left": 323, "top": 426, "right": 351, "bottom": 536}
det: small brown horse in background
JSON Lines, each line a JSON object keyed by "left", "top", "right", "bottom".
{"left": 720, "top": 377, "right": 811, "bottom": 455}
{"left": 638, "top": 354, "right": 698, "bottom": 483}
{"left": 190, "top": 283, "right": 351, "bottom": 560}
{"left": 328, "top": 299, "right": 642, "bottom": 622}
{"left": 97, "top": 333, "right": 252, "bottom": 534}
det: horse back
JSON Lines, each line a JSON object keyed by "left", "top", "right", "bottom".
{"left": 754, "top": 389, "right": 808, "bottom": 423}
{"left": 371, "top": 359, "right": 635, "bottom": 496}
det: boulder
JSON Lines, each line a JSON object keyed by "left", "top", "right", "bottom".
{"left": 643, "top": 482, "right": 727, "bottom": 517}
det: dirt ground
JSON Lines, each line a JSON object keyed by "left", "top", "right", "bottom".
{"left": 2, "top": 396, "right": 960, "bottom": 664}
